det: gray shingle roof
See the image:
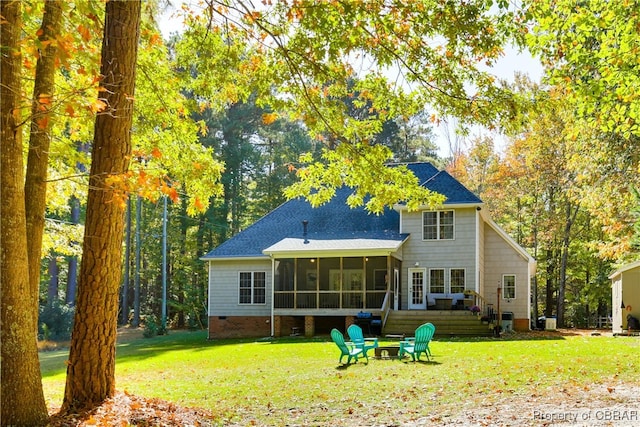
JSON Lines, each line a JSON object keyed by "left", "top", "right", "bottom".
{"left": 201, "top": 162, "right": 482, "bottom": 259}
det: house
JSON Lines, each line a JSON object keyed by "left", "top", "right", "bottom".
{"left": 609, "top": 260, "right": 640, "bottom": 335}
{"left": 201, "top": 162, "right": 536, "bottom": 339}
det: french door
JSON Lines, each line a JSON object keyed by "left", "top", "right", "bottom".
{"left": 408, "top": 268, "right": 426, "bottom": 310}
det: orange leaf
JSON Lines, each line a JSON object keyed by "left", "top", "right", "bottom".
{"left": 89, "top": 99, "right": 107, "bottom": 113}
{"left": 38, "top": 93, "right": 52, "bottom": 106}
{"left": 65, "top": 104, "right": 75, "bottom": 117}
{"left": 149, "top": 33, "right": 162, "bottom": 46}
{"left": 37, "top": 116, "right": 49, "bottom": 129}
{"left": 262, "top": 112, "right": 278, "bottom": 125}
{"left": 194, "top": 197, "right": 204, "bottom": 211}
{"left": 77, "top": 24, "right": 92, "bottom": 42}
{"left": 137, "top": 170, "right": 148, "bottom": 186}
{"left": 168, "top": 187, "right": 179, "bottom": 203}
{"left": 151, "top": 147, "right": 162, "bottom": 159}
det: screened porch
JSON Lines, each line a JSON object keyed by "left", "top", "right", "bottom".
{"left": 272, "top": 256, "right": 400, "bottom": 310}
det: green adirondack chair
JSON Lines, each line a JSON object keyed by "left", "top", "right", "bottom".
{"left": 331, "top": 328, "right": 366, "bottom": 364}
{"left": 399, "top": 323, "right": 435, "bottom": 361}
{"left": 347, "top": 324, "right": 379, "bottom": 358}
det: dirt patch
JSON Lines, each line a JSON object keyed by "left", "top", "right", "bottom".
{"left": 116, "top": 326, "right": 145, "bottom": 343}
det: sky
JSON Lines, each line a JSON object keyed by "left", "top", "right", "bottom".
{"left": 157, "top": 3, "right": 544, "bottom": 158}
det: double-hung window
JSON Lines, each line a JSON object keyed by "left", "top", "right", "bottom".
{"left": 450, "top": 269, "right": 465, "bottom": 294}
{"left": 503, "top": 274, "right": 516, "bottom": 299}
{"left": 423, "top": 211, "right": 454, "bottom": 240}
{"left": 429, "top": 269, "right": 445, "bottom": 293}
{"left": 239, "top": 271, "right": 266, "bottom": 304}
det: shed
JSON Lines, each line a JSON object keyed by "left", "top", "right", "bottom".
{"left": 609, "top": 260, "right": 640, "bottom": 335}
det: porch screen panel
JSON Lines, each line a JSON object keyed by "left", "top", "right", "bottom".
{"left": 274, "top": 259, "right": 294, "bottom": 291}
{"left": 411, "top": 270, "right": 424, "bottom": 306}
{"left": 319, "top": 258, "right": 340, "bottom": 290}
{"left": 343, "top": 257, "right": 364, "bottom": 309}
{"left": 274, "top": 259, "right": 294, "bottom": 308}
{"left": 296, "top": 258, "right": 317, "bottom": 291}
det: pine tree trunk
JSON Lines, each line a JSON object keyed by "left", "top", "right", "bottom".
{"left": 62, "top": 0, "right": 141, "bottom": 412}
{"left": 1, "top": 1, "right": 49, "bottom": 424}
{"left": 25, "top": 0, "right": 63, "bottom": 323}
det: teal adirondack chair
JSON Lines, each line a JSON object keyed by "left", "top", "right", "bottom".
{"left": 331, "top": 328, "right": 366, "bottom": 364}
{"left": 399, "top": 323, "right": 435, "bottom": 361}
{"left": 347, "top": 324, "right": 379, "bottom": 358}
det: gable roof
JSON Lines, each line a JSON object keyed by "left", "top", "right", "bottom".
{"left": 201, "top": 162, "right": 482, "bottom": 260}
{"left": 201, "top": 186, "right": 405, "bottom": 260}
{"left": 400, "top": 163, "right": 482, "bottom": 205}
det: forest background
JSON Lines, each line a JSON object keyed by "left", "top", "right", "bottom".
{"left": 2, "top": 0, "right": 640, "bottom": 423}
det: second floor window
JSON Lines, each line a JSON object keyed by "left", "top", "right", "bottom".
{"left": 423, "top": 210, "right": 454, "bottom": 240}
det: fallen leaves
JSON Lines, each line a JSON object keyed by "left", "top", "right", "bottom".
{"left": 48, "top": 390, "right": 215, "bottom": 427}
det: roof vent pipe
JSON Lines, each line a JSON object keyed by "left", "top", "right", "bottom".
{"left": 302, "top": 220, "right": 309, "bottom": 244}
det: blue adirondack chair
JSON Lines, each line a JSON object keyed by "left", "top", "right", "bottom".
{"left": 331, "top": 328, "right": 366, "bottom": 364}
{"left": 347, "top": 324, "right": 379, "bottom": 358}
{"left": 399, "top": 323, "right": 435, "bottom": 361}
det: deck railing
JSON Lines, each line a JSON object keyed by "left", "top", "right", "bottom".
{"left": 464, "top": 290, "right": 490, "bottom": 317}
{"left": 380, "top": 290, "right": 391, "bottom": 329}
{"left": 274, "top": 290, "right": 386, "bottom": 310}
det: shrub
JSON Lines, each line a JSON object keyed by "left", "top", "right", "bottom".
{"left": 143, "top": 314, "right": 168, "bottom": 338}
{"left": 39, "top": 300, "right": 75, "bottom": 341}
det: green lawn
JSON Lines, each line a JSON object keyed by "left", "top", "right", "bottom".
{"left": 41, "top": 331, "right": 640, "bottom": 426}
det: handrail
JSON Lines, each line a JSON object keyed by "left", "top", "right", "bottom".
{"left": 464, "top": 290, "right": 489, "bottom": 316}
{"left": 381, "top": 290, "right": 391, "bottom": 329}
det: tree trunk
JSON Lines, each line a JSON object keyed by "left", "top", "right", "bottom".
{"left": 66, "top": 196, "right": 81, "bottom": 305}
{"left": 121, "top": 198, "right": 132, "bottom": 324}
{"left": 1, "top": 1, "right": 49, "bottom": 424}
{"left": 25, "top": 0, "right": 63, "bottom": 324}
{"left": 62, "top": 0, "right": 141, "bottom": 412}
{"left": 544, "top": 248, "right": 555, "bottom": 318}
{"left": 48, "top": 256, "right": 60, "bottom": 303}
{"left": 556, "top": 202, "right": 579, "bottom": 327}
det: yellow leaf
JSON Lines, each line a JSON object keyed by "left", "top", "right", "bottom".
{"left": 262, "top": 112, "right": 278, "bottom": 125}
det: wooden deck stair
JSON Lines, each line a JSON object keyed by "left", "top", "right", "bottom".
{"left": 382, "top": 310, "right": 492, "bottom": 337}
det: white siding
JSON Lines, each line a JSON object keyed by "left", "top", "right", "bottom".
{"left": 612, "top": 266, "right": 640, "bottom": 334}
{"left": 477, "top": 209, "right": 485, "bottom": 296}
{"left": 208, "top": 259, "right": 272, "bottom": 317}
{"left": 483, "top": 223, "right": 530, "bottom": 321}
{"left": 400, "top": 207, "right": 478, "bottom": 309}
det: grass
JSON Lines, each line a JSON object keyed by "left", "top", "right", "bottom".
{"left": 41, "top": 330, "right": 640, "bottom": 426}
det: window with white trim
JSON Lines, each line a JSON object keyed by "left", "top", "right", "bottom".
{"left": 450, "top": 269, "right": 465, "bottom": 293}
{"left": 239, "top": 271, "right": 266, "bottom": 304}
{"left": 503, "top": 274, "right": 516, "bottom": 299}
{"left": 429, "top": 269, "right": 445, "bottom": 293}
{"left": 423, "top": 211, "right": 454, "bottom": 240}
